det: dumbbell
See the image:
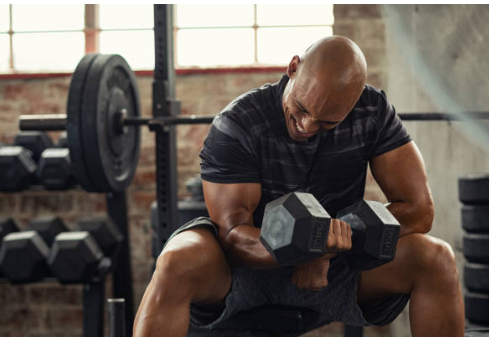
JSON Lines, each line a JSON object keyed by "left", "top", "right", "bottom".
{"left": 0, "top": 132, "right": 53, "bottom": 191}
{"left": 0, "top": 146, "right": 37, "bottom": 191}
{"left": 14, "top": 131, "right": 53, "bottom": 162}
{"left": 0, "top": 216, "right": 67, "bottom": 283}
{"left": 48, "top": 216, "right": 123, "bottom": 283}
{"left": 37, "top": 147, "right": 75, "bottom": 190}
{"left": 259, "top": 192, "right": 400, "bottom": 270}
{"left": 0, "top": 217, "right": 20, "bottom": 278}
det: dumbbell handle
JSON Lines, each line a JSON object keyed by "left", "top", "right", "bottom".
{"left": 337, "top": 213, "right": 364, "bottom": 239}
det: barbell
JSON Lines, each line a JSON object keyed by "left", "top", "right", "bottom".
{"left": 19, "top": 53, "right": 214, "bottom": 193}
{"left": 18, "top": 53, "right": 489, "bottom": 194}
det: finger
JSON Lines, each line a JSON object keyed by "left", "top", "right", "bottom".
{"left": 332, "top": 219, "right": 342, "bottom": 236}
{"left": 340, "top": 220, "right": 350, "bottom": 249}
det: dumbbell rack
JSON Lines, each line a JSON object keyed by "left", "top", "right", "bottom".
{"left": 0, "top": 192, "right": 134, "bottom": 337}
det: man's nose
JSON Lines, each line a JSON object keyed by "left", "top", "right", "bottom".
{"left": 301, "top": 116, "right": 320, "bottom": 133}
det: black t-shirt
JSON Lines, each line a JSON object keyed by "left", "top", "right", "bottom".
{"left": 200, "top": 75, "right": 411, "bottom": 227}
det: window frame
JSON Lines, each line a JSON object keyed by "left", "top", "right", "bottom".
{"left": 0, "top": 4, "right": 333, "bottom": 79}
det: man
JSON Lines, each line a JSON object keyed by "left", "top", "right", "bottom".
{"left": 134, "top": 36, "right": 464, "bottom": 337}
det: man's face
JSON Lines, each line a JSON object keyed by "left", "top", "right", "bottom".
{"left": 282, "top": 60, "right": 364, "bottom": 142}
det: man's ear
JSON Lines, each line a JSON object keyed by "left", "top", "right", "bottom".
{"left": 286, "top": 55, "right": 300, "bottom": 79}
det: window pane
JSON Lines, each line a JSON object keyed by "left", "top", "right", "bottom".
{"left": 177, "top": 29, "right": 254, "bottom": 67}
{"left": 0, "top": 34, "right": 9, "bottom": 72}
{"left": 100, "top": 4, "right": 153, "bottom": 29}
{"left": 100, "top": 30, "right": 154, "bottom": 70}
{"left": 12, "top": 5, "right": 84, "bottom": 31}
{"left": 257, "top": 5, "right": 334, "bottom": 26}
{"left": 176, "top": 5, "right": 253, "bottom": 27}
{"left": 257, "top": 27, "right": 333, "bottom": 65}
{"left": 0, "top": 5, "right": 9, "bottom": 32}
{"left": 13, "top": 32, "right": 84, "bottom": 72}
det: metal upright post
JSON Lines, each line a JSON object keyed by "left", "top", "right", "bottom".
{"left": 83, "top": 281, "right": 105, "bottom": 337}
{"left": 107, "top": 191, "right": 134, "bottom": 337}
{"left": 152, "top": 4, "right": 180, "bottom": 255}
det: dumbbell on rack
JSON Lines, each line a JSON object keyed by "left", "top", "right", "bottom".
{"left": 0, "top": 131, "right": 53, "bottom": 192}
{"left": 459, "top": 174, "right": 489, "bottom": 326}
{"left": 37, "top": 147, "right": 75, "bottom": 190}
{"left": 0, "top": 216, "right": 67, "bottom": 283}
{"left": 0, "top": 217, "right": 20, "bottom": 278}
{"left": 48, "top": 216, "right": 123, "bottom": 283}
{"left": 259, "top": 192, "right": 400, "bottom": 270}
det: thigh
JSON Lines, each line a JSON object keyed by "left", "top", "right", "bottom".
{"left": 356, "top": 233, "right": 452, "bottom": 304}
{"left": 159, "top": 227, "right": 232, "bottom": 307}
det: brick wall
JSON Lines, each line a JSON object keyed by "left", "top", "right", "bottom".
{"left": 0, "top": 4, "right": 389, "bottom": 337}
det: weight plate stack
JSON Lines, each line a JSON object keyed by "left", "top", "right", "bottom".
{"left": 459, "top": 174, "right": 489, "bottom": 326}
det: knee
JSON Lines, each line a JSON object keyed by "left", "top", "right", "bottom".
{"left": 154, "top": 230, "right": 223, "bottom": 285}
{"left": 404, "top": 234, "right": 459, "bottom": 279}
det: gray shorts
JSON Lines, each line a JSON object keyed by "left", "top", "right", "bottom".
{"left": 165, "top": 217, "right": 410, "bottom": 334}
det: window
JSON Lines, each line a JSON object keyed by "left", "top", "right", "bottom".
{"left": 2, "top": 4, "right": 85, "bottom": 73}
{"left": 1, "top": 4, "right": 334, "bottom": 74}
{"left": 99, "top": 4, "right": 154, "bottom": 71}
{"left": 175, "top": 4, "right": 334, "bottom": 67}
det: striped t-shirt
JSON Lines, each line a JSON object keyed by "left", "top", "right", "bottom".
{"left": 200, "top": 75, "right": 411, "bottom": 227}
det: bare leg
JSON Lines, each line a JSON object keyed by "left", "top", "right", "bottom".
{"left": 357, "top": 233, "right": 464, "bottom": 337}
{"left": 133, "top": 228, "right": 232, "bottom": 337}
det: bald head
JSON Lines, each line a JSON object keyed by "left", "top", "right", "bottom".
{"left": 282, "top": 36, "right": 368, "bottom": 142}
{"left": 298, "top": 36, "right": 367, "bottom": 89}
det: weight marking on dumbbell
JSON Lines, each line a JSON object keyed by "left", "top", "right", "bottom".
{"left": 310, "top": 221, "right": 329, "bottom": 252}
{"left": 381, "top": 226, "right": 397, "bottom": 258}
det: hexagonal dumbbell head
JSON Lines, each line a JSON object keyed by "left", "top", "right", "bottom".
{"left": 77, "top": 217, "right": 123, "bottom": 258}
{"left": 48, "top": 232, "right": 105, "bottom": 283}
{"left": 260, "top": 192, "right": 331, "bottom": 266}
{"left": 337, "top": 200, "right": 400, "bottom": 270}
{"left": 14, "top": 131, "right": 53, "bottom": 162}
{"left": 37, "top": 148, "right": 74, "bottom": 190}
{"left": 0, "top": 231, "right": 50, "bottom": 283}
{"left": 0, "top": 217, "right": 20, "bottom": 243}
{"left": 0, "top": 218, "right": 20, "bottom": 278}
{"left": 27, "top": 216, "right": 68, "bottom": 246}
{"left": 0, "top": 146, "right": 37, "bottom": 191}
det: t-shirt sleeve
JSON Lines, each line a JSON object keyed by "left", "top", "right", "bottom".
{"left": 199, "top": 113, "right": 261, "bottom": 184}
{"left": 369, "top": 90, "right": 412, "bottom": 158}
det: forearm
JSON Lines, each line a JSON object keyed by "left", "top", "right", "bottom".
{"left": 386, "top": 199, "right": 434, "bottom": 237}
{"left": 221, "top": 224, "right": 279, "bottom": 269}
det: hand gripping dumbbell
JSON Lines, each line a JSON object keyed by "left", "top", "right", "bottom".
{"left": 48, "top": 216, "right": 123, "bottom": 283}
{"left": 259, "top": 192, "right": 400, "bottom": 270}
{"left": 0, "top": 216, "right": 68, "bottom": 283}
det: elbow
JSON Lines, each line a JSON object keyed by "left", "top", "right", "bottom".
{"left": 218, "top": 226, "right": 235, "bottom": 252}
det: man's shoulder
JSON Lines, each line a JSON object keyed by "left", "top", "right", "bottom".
{"left": 213, "top": 76, "right": 285, "bottom": 131}
{"left": 357, "top": 84, "right": 385, "bottom": 107}
{"left": 348, "top": 84, "right": 390, "bottom": 120}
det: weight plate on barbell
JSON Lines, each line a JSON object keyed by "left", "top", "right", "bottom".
{"left": 81, "top": 54, "right": 141, "bottom": 192}
{"left": 67, "top": 53, "right": 98, "bottom": 192}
